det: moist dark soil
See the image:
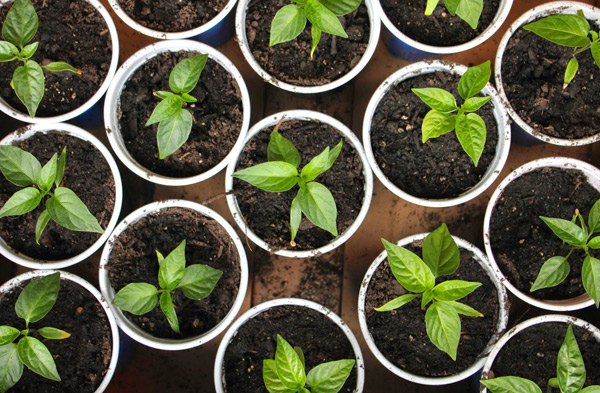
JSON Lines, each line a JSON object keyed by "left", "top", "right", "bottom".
{"left": 489, "top": 167, "right": 600, "bottom": 300}
{"left": 245, "top": 0, "right": 370, "bottom": 86}
{"left": 486, "top": 322, "right": 600, "bottom": 389}
{"left": 0, "top": 0, "right": 113, "bottom": 117}
{"left": 0, "top": 276, "right": 113, "bottom": 393}
{"left": 0, "top": 131, "right": 115, "bottom": 260}
{"left": 117, "top": 50, "right": 243, "bottom": 178}
{"left": 222, "top": 304, "right": 358, "bottom": 393}
{"left": 380, "top": 0, "right": 500, "bottom": 46}
{"left": 370, "top": 69, "right": 499, "bottom": 199}
{"left": 501, "top": 23, "right": 600, "bottom": 139}
{"left": 233, "top": 119, "right": 365, "bottom": 251}
{"left": 364, "top": 241, "right": 501, "bottom": 377}
{"left": 107, "top": 207, "right": 241, "bottom": 339}
{"left": 118, "top": 0, "right": 228, "bottom": 32}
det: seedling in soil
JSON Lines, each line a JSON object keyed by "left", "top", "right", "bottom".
{"left": 263, "top": 334, "right": 355, "bottom": 393}
{"left": 481, "top": 325, "right": 600, "bottom": 393}
{"left": 530, "top": 198, "right": 600, "bottom": 308}
{"left": 424, "top": 0, "right": 484, "bottom": 29}
{"left": 0, "top": 272, "right": 70, "bottom": 392}
{"left": 0, "top": 0, "right": 80, "bottom": 117}
{"left": 412, "top": 60, "right": 492, "bottom": 167}
{"left": 376, "top": 223, "right": 483, "bottom": 361}
{"left": 0, "top": 145, "right": 104, "bottom": 243}
{"left": 145, "top": 54, "right": 208, "bottom": 160}
{"left": 112, "top": 239, "right": 223, "bottom": 334}
{"left": 269, "top": 0, "right": 362, "bottom": 59}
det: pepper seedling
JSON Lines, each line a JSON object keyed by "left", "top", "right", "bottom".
{"left": 112, "top": 239, "right": 223, "bottom": 334}
{"left": 376, "top": 224, "right": 483, "bottom": 361}
{"left": 424, "top": 0, "right": 484, "bottom": 29}
{"left": 263, "top": 334, "right": 355, "bottom": 393}
{"left": 0, "top": 0, "right": 80, "bottom": 117}
{"left": 0, "top": 272, "right": 71, "bottom": 392}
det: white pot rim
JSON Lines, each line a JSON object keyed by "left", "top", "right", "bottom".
{"left": 358, "top": 232, "right": 510, "bottom": 385}
{"left": 0, "top": 270, "right": 120, "bottom": 393}
{"left": 494, "top": 1, "right": 600, "bottom": 146}
{"left": 362, "top": 59, "right": 511, "bottom": 208}
{"left": 0, "top": 123, "right": 123, "bottom": 269}
{"left": 483, "top": 157, "right": 599, "bottom": 311}
{"left": 99, "top": 199, "right": 249, "bottom": 351}
{"left": 235, "top": 0, "right": 380, "bottom": 94}
{"left": 104, "top": 39, "right": 251, "bottom": 186}
{"left": 213, "top": 298, "right": 365, "bottom": 393}
{"left": 0, "top": 0, "right": 119, "bottom": 124}
{"left": 225, "top": 109, "right": 373, "bottom": 258}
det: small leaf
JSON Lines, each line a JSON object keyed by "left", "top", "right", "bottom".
{"left": 458, "top": 60, "right": 491, "bottom": 99}
{"left": 12, "top": 60, "right": 44, "bottom": 118}
{"left": 263, "top": 359, "right": 290, "bottom": 393}
{"left": 374, "top": 293, "right": 417, "bottom": 312}
{"left": 55, "top": 147, "right": 66, "bottom": 188}
{"left": 15, "top": 272, "right": 60, "bottom": 325}
{"left": 310, "top": 24, "right": 321, "bottom": 59}
{"left": 0, "top": 41, "right": 19, "bottom": 62}
{"left": 157, "top": 240, "right": 187, "bottom": 290}
{"left": 0, "top": 145, "right": 41, "bottom": 187}
{"left": 290, "top": 195, "right": 302, "bottom": 242}
{"left": 591, "top": 42, "right": 600, "bottom": 70}
{"left": 587, "top": 198, "right": 600, "bottom": 233}
{"left": 0, "top": 187, "right": 41, "bottom": 218}
{"left": 421, "top": 288, "right": 434, "bottom": 309}
{"left": 37, "top": 153, "right": 57, "bottom": 193}
{"left": 296, "top": 181, "right": 338, "bottom": 237}
{"left": 327, "top": 140, "right": 343, "bottom": 168}
{"left": 0, "top": 344, "right": 23, "bottom": 393}
{"left": 267, "top": 130, "right": 301, "bottom": 167}
{"left": 0, "top": 327, "right": 20, "bottom": 346}
{"left": 306, "top": 359, "right": 355, "bottom": 393}
{"left": 432, "top": 280, "right": 481, "bottom": 301}
{"left": 154, "top": 91, "right": 174, "bottom": 99}
{"left": 35, "top": 209, "right": 50, "bottom": 245}
{"left": 145, "top": 95, "right": 183, "bottom": 126}
{"left": 444, "top": 0, "right": 459, "bottom": 14}
{"left": 17, "top": 336, "right": 60, "bottom": 381}
{"left": 157, "top": 108, "right": 193, "bottom": 159}
{"left": 270, "top": 4, "right": 307, "bottom": 46}
{"left": 425, "top": 0, "right": 440, "bottom": 15}
{"left": 564, "top": 57, "right": 579, "bottom": 88}
{"left": 46, "top": 187, "right": 104, "bottom": 233}
{"left": 181, "top": 93, "right": 197, "bottom": 103}
{"left": 301, "top": 146, "right": 330, "bottom": 182}
{"left": 176, "top": 264, "right": 222, "bottom": 300}
{"left": 454, "top": 0, "right": 484, "bottom": 29}
{"left": 523, "top": 14, "right": 591, "bottom": 48}
{"left": 2, "top": 0, "right": 38, "bottom": 47}
{"left": 447, "top": 300, "right": 483, "bottom": 317}
{"left": 549, "top": 378, "right": 559, "bottom": 388}
{"left": 317, "top": 0, "right": 361, "bottom": 16}
{"left": 232, "top": 162, "right": 298, "bottom": 192}
{"left": 557, "top": 325, "right": 586, "bottom": 393}
{"left": 305, "top": 0, "right": 348, "bottom": 38}
{"left": 37, "top": 327, "right": 70, "bottom": 340}
{"left": 455, "top": 112, "right": 486, "bottom": 167}
{"left": 159, "top": 292, "right": 180, "bottom": 334}
{"left": 540, "top": 216, "right": 587, "bottom": 246}
{"left": 275, "top": 335, "right": 305, "bottom": 391}
{"left": 588, "top": 236, "right": 600, "bottom": 249}
{"left": 582, "top": 256, "right": 600, "bottom": 308}
{"left": 530, "top": 256, "right": 570, "bottom": 292}
{"left": 381, "top": 238, "right": 435, "bottom": 293}
{"left": 581, "top": 386, "right": 600, "bottom": 393}
{"left": 112, "top": 283, "right": 158, "bottom": 315}
{"left": 481, "top": 376, "right": 542, "bottom": 393}
{"left": 412, "top": 88, "right": 458, "bottom": 112}
{"left": 462, "top": 96, "right": 491, "bottom": 112}
{"left": 422, "top": 223, "right": 460, "bottom": 277}
{"left": 42, "top": 62, "right": 79, "bottom": 74}
{"left": 294, "top": 347, "right": 305, "bottom": 369}
{"left": 421, "top": 110, "right": 456, "bottom": 142}
{"left": 169, "top": 54, "right": 208, "bottom": 94}
{"left": 425, "top": 301, "right": 461, "bottom": 360}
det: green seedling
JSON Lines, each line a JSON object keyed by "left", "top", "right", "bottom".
{"left": 0, "top": 145, "right": 104, "bottom": 244}
{"left": 270, "top": 0, "right": 361, "bottom": 59}
{"left": 145, "top": 54, "right": 208, "bottom": 159}
{"left": 0, "top": 0, "right": 80, "bottom": 117}
{"left": 481, "top": 325, "right": 600, "bottom": 393}
{"left": 530, "top": 198, "right": 600, "bottom": 308}
{"left": 232, "top": 129, "right": 342, "bottom": 245}
{"left": 524, "top": 10, "right": 600, "bottom": 89}
{"left": 376, "top": 223, "right": 483, "bottom": 361}
{"left": 424, "top": 0, "right": 484, "bottom": 29}
{"left": 412, "top": 60, "right": 492, "bottom": 167}
{"left": 0, "top": 272, "right": 70, "bottom": 392}
{"left": 263, "top": 334, "right": 355, "bottom": 393}
{"left": 112, "top": 239, "right": 222, "bottom": 334}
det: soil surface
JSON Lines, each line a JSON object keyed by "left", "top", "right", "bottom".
{"left": 370, "top": 69, "right": 499, "bottom": 199}
{"left": 489, "top": 167, "right": 600, "bottom": 300}
{"left": 245, "top": 0, "right": 370, "bottom": 86}
{"left": 117, "top": 50, "right": 243, "bottom": 178}
{"left": 380, "top": 0, "right": 500, "bottom": 46}
{"left": 0, "top": 131, "right": 115, "bottom": 260}
{"left": 501, "top": 24, "right": 600, "bottom": 139}
{"left": 222, "top": 304, "right": 358, "bottom": 393}
{"left": 107, "top": 207, "right": 241, "bottom": 339}
{"left": 0, "top": 276, "right": 113, "bottom": 393}
{"left": 118, "top": 0, "right": 228, "bottom": 32}
{"left": 0, "top": 0, "right": 112, "bottom": 117}
{"left": 233, "top": 119, "right": 365, "bottom": 251}
{"left": 364, "top": 241, "right": 501, "bottom": 377}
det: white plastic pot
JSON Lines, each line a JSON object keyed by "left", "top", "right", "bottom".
{"left": 214, "top": 298, "right": 365, "bottom": 393}
{"left": 358, "top": 233, "right": 510, "bottom": 385}
{"left": 363, "top": 60, "right": 511, "bottom": 208}
{"left": 225, "top": 109, "right": 373, "bottom": 258}
{"left": 99, "top": 199, "right": 248, "bottom": 351}
{"left": 0, "top": 123, "right": 123, "bottom": 269}
{"left": 483, "top": 157, "right": 600, "bottom": 311}
{"left": 104, "top": 39, "right": 251, "bottom": 186}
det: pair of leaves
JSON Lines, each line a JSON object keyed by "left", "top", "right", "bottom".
{"left": 424, "top": 0, "right": 484, "bottom": 29}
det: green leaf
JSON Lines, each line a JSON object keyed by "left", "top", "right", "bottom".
{"left": 301, "top": 146, "right": 330, "bottom": 182}
{"left": 15, "top": 272, "right": 59, "bottom": 325}
{"left": 35, "top": 209, "right": 50, "bottom": 245}
{"left": 159, "top": 291, "right": 180, "bottom": 334}
{"left": 270, "top": 4, "right": 307, "bottom": 46}
{"left": 275, "top": 335, "right": 305, "bottom": 391}
{"left": 422, "top": 223, "right": 460, "bottom": 277}
{"left": 591, "top": 42, "right": 600, "bottom": 70}
{"left": 454, "top": 0, "right": 484, "bottom": 29}
{"left": 0, "top": 344, "right": 23, "bottom": 393}
{"left": 557, "top": 325, "right": 586, "bottom": 393}
{"left": 327, "top": 140, "right": 343, "bottom": 168}
{"left": 157, "top": 108, "right": 193, "bottom": 159}
{"left": 374, "top": 293, "right": 417, "bottom": 312}
{"left": 37, "top": 153, "right": 57, "bottom": 193}
{"left": 447, "top": 300, "right": 483, "bottom": 317}
{"left": 421, "top": 110, "right": 456, "bottom": 142}
{"left": 425, "top": 0, "right": 439, "bottom": 15}
{"left": 0, "top": 327, "right": 20, "bottom": 346}
{"left": 523, "top": 14, "right": 591, "bottom": 48}
{"left": 290, "top": 195, "right": 302, "bottom": 243}
{"left": 2, "top": 0, "right": 38, "bottom": 47}
{"left": 0, "top": 187, "right": 41, "bottom": 218}
{"left": 549, "top": 378, "right": 559, "bottom": 388}
{"left": 588, "top": 236, "right": 600, "bottom": 249}
{"left": 306, "top": 359, "right": 355, "bottom": 393}
{"left": 181, "top": 93, "right": 196, "bottom": 103}
{"left": 46, "top": 187, "right": 103, "bottom": 233}
{"left": 425, "top": 301, "right": 461, "bottom": 360}
{"left": 55, "top": 147, "right": 66, "bottom": 188}
{"left": 37, "top": 327, "right": 70, "bottom": 340}
{"left": 294, "top": 347, "right": 305, "bottom": 369}
{"left": 412, "top": 88, "right": 458, "bottom": 112}
{"left": 42, "top": 61, "right": 79, "bottom": 74}
{"left": 145, "top": 95, "right": 183, "bottom": 126}
{"left": 232, "top": 162, "right": 299, "bottom": 192}
{"left": 564, "top": 56, "right": 579, "bottom": 88}
{"left": 112, "top": 282, "right": 158, "bottom": 315}
{"left": 458, "top": 60, "right": 491, "bottom": 99}
{"left": 381, "top": 238, "right": 435, "bottom": 293}
{"left": 444, "top": 0, "right": 459, "bottom": 14}
{"left": 169, "top": 54, "right": 208, "bottom": 94}
{"left": 582, "top": 256, "right": 600, "bottom": 308}
{"left": 462, "top": 96, "right": 491, "bottom": 112}
{"left": 0, "top": 41, "right": 19, "bottom": 62}
{"left": 317, "top": 0, "right": 361, "bottom": 15}
{"left": 587, "top": 198, "right": 600, "bottom": 233}
{"left": 310, "top": 24, "right": 321, "bottom": 59}
{"left": 17, "top": 336, "right": 59, "bottom": 381}
{"left": 421, "top": 288, "right": 434, "bottom": 309}
{"left": 158, "top": 240, "right": 187, "bottom": 290}
{"left": 540, "top": 216, "right": 587, "bottom": 246}
{"left": 530, "top": 256, "right": 570, "bottom": 292}
{"left": 455, "top": 112, "right": 486, "bottom": 167}
{"left": 154, "top": 91, "right": 175, "bottom": 100}
{"left": 296, "top": 181, "right": 338, "bottom": 237}
{"left": 305, "top": 0, "right": 348, "bottom": 38}
{"left": 0, "top": 145, "right": 41, "bottom": 187}
{"left": 176, "top": 264, "right": 222, "bottom": 300}
{"left": 581, "top": 386, "right": 600, "bottom": 393}
{"left": 267, "top": 130, "right": 301, "bottom": 167}
{"left": 12, "top": 60, "right": 44, "bottom": 118}
{"left": 432, "top": 280, "right": 481, "bottom": 301}
{"left": 19, "top": 42, "right": 38, "bottom": 60}
{"left": 263, "top": 359, "right": 291, "bottom": 393}
{"left": 481, "top": 376, "right": 542, "bottom": 393}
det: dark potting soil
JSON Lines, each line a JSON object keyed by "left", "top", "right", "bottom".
{"left": 364, "top": 241, "right": 501, "bottom": 377}
{"left": 0, "top": 277, "right": 113, "bottom": 393}
{"left": 0, "top": 0, "right": 112, "bottom": 117}
{"left": 117, "top": 51, "right": 243, "bottom": 178}
{"left": 501, "top": 24, "right": 600, "bottom": 139}
{"left": 380, "top": 0, "right": 500, "bottom": 46}
{"left": 486, "top": 322, "right": 600, "bottom": 389}
{"left": 370, "top": 69, "right": 499, "bottom": 199}
{"left": 107, "top": 207, "right": 241, "bottom": 339}
{"left": 118, "top": 0, "right": 228, "bottom": 32}
{"left": 222, "top": 305, "right": 358, "bottom": 393}
{"left": 245, "top": 0, "right": 370, "bottom": 86}
{"left": 0, "top": 131, "right": 115, "bottom": 260}
{"left": 233, "top": 119, "right": 365, "bottom": 251}
{"left": 489, "top": 167, "right": 600, "bottom": 300}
